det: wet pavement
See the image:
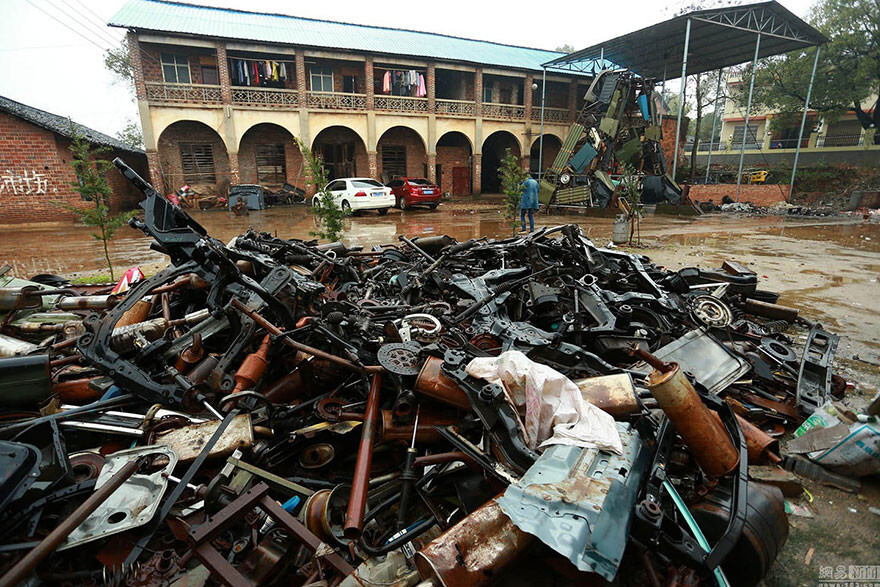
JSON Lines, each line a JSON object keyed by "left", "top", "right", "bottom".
{"left": 2, "top": 201, "right": 878, "bottom": 389}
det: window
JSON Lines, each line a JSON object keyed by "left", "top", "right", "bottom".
{"left": 731, "top": 124, "right": 759, "bottom": 147}
{"left": 382, "top": 145, "right": 407, "bottom": 178}
{"left": 310, "top": 67, "right": 334, "bottom": 92}
{"left": 482, "top": 86, "right": 494, "bottom": 103}
{"left": 161, "top": 52, "right": 191, "bottom": 84}
{"left": 500, "top": 88, "right": 512, "bottom": 104}
{"left": 326, "top": 180, "right": 346, "bottom": 191}
{"left": 351, "top": 179, "right": 383, "bottom": 188}
{"left": 255, "top": 144, "right": 285, "bottom": 184}
{"left": 179, "top": 143, "right": 215, "bottom": 183}
{"left": 343, "top": 75, "right": 358, "bottom": 93}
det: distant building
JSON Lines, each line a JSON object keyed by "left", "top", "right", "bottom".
{"left": 0, "top": 95, "right": 148, "bottom": 225}
{"left": 695, "top": 72, "right": 879, "bottom": 168}
{"left": 108, "top": 0, "right": 592, "bottom": 197}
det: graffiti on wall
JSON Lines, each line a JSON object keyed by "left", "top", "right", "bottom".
{"left": 0, "top": 170, "right": 53, "bottom": 195}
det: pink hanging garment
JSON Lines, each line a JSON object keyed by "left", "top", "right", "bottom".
{"left": 383, "top": 71, "right": 391, "bottom": 93}
{"left": 417, "top": 73, "right": 426, "bottom": 97}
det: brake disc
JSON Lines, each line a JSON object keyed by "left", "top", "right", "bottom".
{"left": 760, "top": 337, "right": 798, "bottom": 364}
{"left": 377, "top": 341, "right": 422, "bottom": 376}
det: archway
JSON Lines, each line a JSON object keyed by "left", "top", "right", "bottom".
{"left": 481, "top": 131, "right": 520, "bottom": 193}
{"left": 530, "top": 134, "right": 563, "bottom": 175}
{"left": 377, "top": 127, "right": 427, "bottom": 183}
{"left": 156, "top": 120, "right": 230, "bottom": 195}
{"left": 436, "top": 131, "right": 472, "bottom": 196}
{"left": 238, "top": 123, "right": 304, "bottom": 189}
{"left": 311, "top": 126, "right": 369, "bottom": 181}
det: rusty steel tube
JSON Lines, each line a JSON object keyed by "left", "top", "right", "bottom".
{"left": 0, "top": 457, "right": 142, "bottom": 587}
{"left": 230, "top": 298, "right": 381, "bottom": 374}
{"left": 712, "top": 412, "right": 781, "bottom": 464}
{"left": 644, "top": 363, "right": 739, "bottom": 477}
{"left": 414, "top": 356, "right": 471, "bottom": 410}
{"left": 415, "top": 497, "right": 534, "bottom": 587}
{"left": 344, "top": 372, "right": 383, "bottom": 540}
{"left": 114, "top": 297, "right": 153, "bottom": 328}
{"left": 414, "top": 451, "right": 479, "bottom": 470}
{"left": 742, "top": 299, "right": 798, "bottom": 322}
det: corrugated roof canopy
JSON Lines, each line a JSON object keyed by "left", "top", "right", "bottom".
{"left": 543, "top": 1, "right": 826, "bottom": 79}
{"left": 109, "top": 0, "right": 567, "bottom": 73}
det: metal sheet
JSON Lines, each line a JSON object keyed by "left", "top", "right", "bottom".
{"left": 155, "top": 414, "right": 253, "bottom": 462}
{"left": 496, "top": 423, "right": 648, "bottom": 580}
{"left": 649, "top": 328, "right": 750, "bottom": 394}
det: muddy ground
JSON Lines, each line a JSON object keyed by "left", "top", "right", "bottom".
{"left": 1, "top": 198, "right": 878, "bottom": 585}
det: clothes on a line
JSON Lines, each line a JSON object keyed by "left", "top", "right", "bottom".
{"left": 229, "top": 58, "right": 291, "bottom": 88}
{"left": 380, "top": 70, "right": 426, "bottom": 97}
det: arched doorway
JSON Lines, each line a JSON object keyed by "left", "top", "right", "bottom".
{"left": 157, "top": 120, "right": 230, "bottom": 195}
{"left": 530, "top": 135, "right": 562, "bottom": 175}
{"left": 377, "top": 127, "right": 427, "bottom": 184}
{"left": 436, "top": 131, "right": 472, "bottom": 196}
{"left": 238, "top": 123, "right": 304, "bottom": 189}
{"left": 481, "top": 131, "right": 520, "bottom": 193}
{"left": 311, "top": 126, "right": 368, "bottom": 181}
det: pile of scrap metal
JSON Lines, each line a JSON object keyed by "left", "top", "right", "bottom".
{"left": 540, "top": 70, "right": 683, "bottom": 209}
{"left": 0, "top": 159, "right": 852, "bottom": 587}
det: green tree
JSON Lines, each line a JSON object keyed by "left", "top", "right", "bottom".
{"left": 687, "top": 70, "right": 727, "bottom": 181}
{"left": 295, "top": 137, "right": 347, "bottom": 242}
{"left": 498, "top": 148, "right": 529, "bottom": 236}
{"left": 555, "top": 44, "right": 576, "bottom": 54}
{"left": 742, "top": 0, "right": 879, "bottom": 131}
{"left": 58, "top": 127, "right": 135, "bottom": 280}
{"left": 116, "top": 117, "right": 144, "bottom": 150}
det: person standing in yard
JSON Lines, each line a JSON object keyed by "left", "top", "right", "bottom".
{"left": 520, "top": 175, "right": 539, "bottom": 233}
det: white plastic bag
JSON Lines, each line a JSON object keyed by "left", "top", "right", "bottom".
{"left": 466, "top": 351, "right": 623, "bottom": 454}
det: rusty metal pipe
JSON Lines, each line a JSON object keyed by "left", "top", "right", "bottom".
{"left": 380, "top": 410, "right": 457, "bottom": 444}
{"left": 643, "top": 360, "right": 739, "bottom": 477}
{"left": 48, "top": 354, "right": 82, "bottom": 368}
{"left": 114, "top": 297, "right": 153, "bottom": 328}
{"left": 232, "top": 334, "right": 271, "bottom": 394}
{"left": 742, "top": 299, "right": 798, "bottom": 322}
{"left": 230, "top": 298, "right": 381, "bottom": 374}
{"left": 53, "top": 378, "right": 102, "bottom": 403}
{"left": 55, "top": 295, "right": 118, "bottom": 311}
{"left": 344, "top": 372, "right": 382, "bottom": 540}
{"left": 414, "top": 451, "right": 479, "bottom": 470}
{"left": 712, "top": 412, "right": 781, "bottom": 464}
{"left": 414, "top": 356, "right": 471, "bottom": 410}
{"left": 0, "top": 457, "right": 143, "bottom": 587}
{"left": 415, "top": 496, "right": 534, "bottom": 587}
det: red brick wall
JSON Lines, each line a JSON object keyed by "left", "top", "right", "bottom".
{"left": 689, "top": 183, "right": 791, "bottom": 207}
{"left": 157, "top": 121, "right": 230, "bottom": 194}
{"left": 238, "top": 124, "right": 305, "bottom": 187}
{"left": 529, "top": 138, "right": 561, "bottom": 173}
{"left": 661, "top": 116, "right": 688, "bottom": 174}
{"left": 436, "top": 133, "right": 471, "bottom": 193}
{"left": 377, "top": 128, "right": 426, "bottom": 181}
{"left": 306, "top": 61, "right": 365, "bottom": 93}
{"left": 140, "top": 44, "right": 212, "bottom": 85}
{"left": 312, "top": 126, "right": 369, "bottom": 180}
{"left": 0, "top": 112, "right": 146, "bottom": 225}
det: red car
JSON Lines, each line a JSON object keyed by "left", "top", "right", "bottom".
{"left": 387, "top": 178, "right": 441, "bottom": 210}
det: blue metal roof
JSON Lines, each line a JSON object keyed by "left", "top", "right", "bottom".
{"left": 109, "top": 0, "right": 567, "bottom": 73}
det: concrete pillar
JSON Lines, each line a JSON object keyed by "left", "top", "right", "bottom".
{"left": 472, "top": 153, "right": 481, "bottom": 196}
{"left": 475, "top": 68, "right": 483, "bottom": 117}
{"left": 762, "top": 121, "right": 772, "bottom": 150}
{"left": 568, "top": 79, "right": 578, "bottom": 124}
{"left": 216, "top": 41, "right": 232, "bottom": 104}
{"left": 127, "top": 32, "right": 147, "bottom": 101}
{"left": 427, "top": 63, "right": 436, "bottom": 113}
{"left": 228, "top": 152, "right": 240, "bottom": 185}
{"left": 365, "top": 55, "right": 375, "bottom": 109}
{"left": 368, "top": 151, "right": 378, "bottom": 178}
{"left": 427, "top": 152, "right": 437, "bottom": 184}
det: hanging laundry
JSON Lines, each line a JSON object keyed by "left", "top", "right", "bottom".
{"left": 417, "top": 73, "right": 426, "bottom": 97}
{"left": 271, "top": 61, "right": 279, "bottom": 82}
{"left": 383, "top": 71, "right": 391, "bottom": 93}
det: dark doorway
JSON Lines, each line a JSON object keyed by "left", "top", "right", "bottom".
{"left": 481, "top": 131, "right": 520, "bottom": 193}
{"left": 453, "top": 166, "right": 470, "bottom": 197}
{"left": 317, "top": 143, "right": 356, "bottom": 180}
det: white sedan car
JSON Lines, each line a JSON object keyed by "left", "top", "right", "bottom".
{"left": 311, "top": 178, "right": 395, "bottom": 215}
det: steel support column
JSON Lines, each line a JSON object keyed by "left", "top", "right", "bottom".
{"left": 704, "top": 68, "right": 724, "bottom": 183}
{"left": 736, "top": 32, "right": 761, "bottom": 201}
{"left": 659, "top": 62, "right": 668, "bottom": 127}
{"left": 538, "top": 67, "right": 547, "bottom": 180}
{"left": 790, "top": 46, "right": 821, "bottom": 195}
{"left": 671, "top": 18, "right": 691, "bottom": 179}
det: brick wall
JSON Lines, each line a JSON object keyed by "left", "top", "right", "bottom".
{"left": 157, "top": 121, "right": 230, "bottom": 194}
{"left": 312, "top": 127, "right": 369, "bottom": 180}
{"left": 689, "top": 183, "right": 790, "bottom": 207}
{"left": 377, "top": 128, "right": 426, "bottom": 181}
{"left": 0, "top": 112, "right": 147, "bottom": 224}
{"left": 661, "top": 116, "right": 688, "bottom": 173}
{"left": 238, "top": 124, "right": 305, "bottom": 187}
{"left": 140, "top": 44, "right": 211, "bottom": 84}
{"left": 436, "top": 133, "right": 471, "bottom": 194}
{"left": 530, "top": 138, "right": 561, "bottom": 173}
{"left": 306, "top": 61, "right": 365, "bottom": 93}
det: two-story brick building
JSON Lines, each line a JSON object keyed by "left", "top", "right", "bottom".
{"left": 109, "top": 0, "right": 589, "bottom": 197}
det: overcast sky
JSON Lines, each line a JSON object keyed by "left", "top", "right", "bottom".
{"left": 0, "top": 0, "right": 816, "bottom": 139}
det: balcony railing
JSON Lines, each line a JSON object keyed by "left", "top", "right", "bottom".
{"left": 482, "top": 102, "right": 525, "bottom": 120}
{"left": 531, "top": 106, "right": 569, "bottom": 123}
{"left": 819, "top": 134, "right": 862, "bottom": 147}
{"left": 145, "top": 82, "right": 222, "bottom": 104}
{"left": 307, "top": 91, "right": 367, "bottom": 110}
{"left": 232, "top": 87, "right": 299, "bottom": 107}
{"left": 374, "top": 95, "right": 428, "bottom": 113}
{"left": 436, "top": 98, "right": 476, "bottom": 116}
